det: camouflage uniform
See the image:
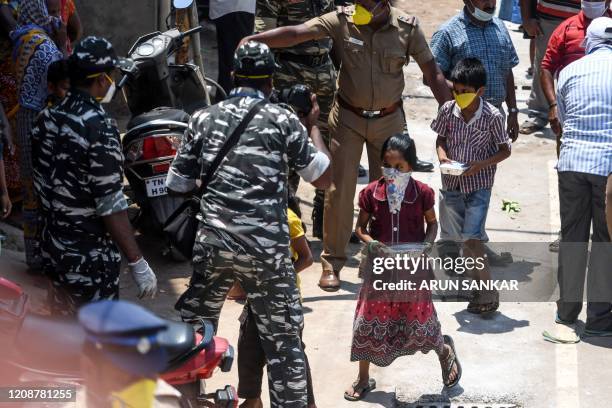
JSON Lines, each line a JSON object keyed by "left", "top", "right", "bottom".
{"left": 167, "top": 65, "right": 329, "bottom": 408}
{"left": 257, "top": 0, "right": 336, "bottom": 236}
{"left": 168, "top": 42, "right": 329, "bottom": 407}
{"left": 30, "top": 38, "right": 127, "bottom": 315}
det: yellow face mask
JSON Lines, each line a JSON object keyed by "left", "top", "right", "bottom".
{"left": 353, "top": 2, "right": 385, "bottom": 25}
{"left": 110, "top": 379, "right": 156, "bottom": 408}
{"left": 453, "top": 91, "right": 478, "bottom": 110}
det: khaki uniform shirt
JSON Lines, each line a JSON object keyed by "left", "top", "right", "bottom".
{"left": 305, "top": 6, "right": 433, "bottom": 110}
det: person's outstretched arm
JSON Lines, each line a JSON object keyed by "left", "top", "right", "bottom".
{"left": 240, "top": 23, "right": 323, "bottom": 49}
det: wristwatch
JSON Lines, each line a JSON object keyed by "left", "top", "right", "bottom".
{"left": 508, "top": 107, "right": 519, "bottom": 114}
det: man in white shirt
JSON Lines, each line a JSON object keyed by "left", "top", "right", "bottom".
{"left": 210, "top": 0, "right": 256, "bottom": 99}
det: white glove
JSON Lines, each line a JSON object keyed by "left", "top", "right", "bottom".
{"left": 128, "top": 258, "right": 157, "bottom": 299}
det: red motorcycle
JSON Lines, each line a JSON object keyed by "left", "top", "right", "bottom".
{"left": 0, "top": 277, "right": 237, "bottom": 407}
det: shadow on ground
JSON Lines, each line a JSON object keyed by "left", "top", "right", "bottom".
{"left": 359, "top": 389, "right": 396, "bottom": 407}
{"left": 453, "top": 309, "right": 530, "bottom": 335}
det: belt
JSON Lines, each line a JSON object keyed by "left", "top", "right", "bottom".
{"left": 277, "top": 52, "right": 330, "bottom": 67}
{"left": 337, "top": 96, "right": 401, "bottom": 119}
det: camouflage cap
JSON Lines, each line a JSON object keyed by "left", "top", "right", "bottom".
{"left": 233, "top": 41, "right": 279, "bottom": 79}
{"left": 70, "top": 36, "right": 125, "bottom": 74}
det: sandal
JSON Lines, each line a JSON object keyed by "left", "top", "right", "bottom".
{"left": 227, "top": 282, "right": 247, "bottom": 301}
{"left": 467, "top": 290, "right": 499, "bottom": 316}
{"left": 440, "top": 335, "right": 462, "bottom": 388}
{"left": 344, "top": 378, "right": 376, "bottom": 401}
{"left": 519, "top": 118, "right": 547, "bottom": 135}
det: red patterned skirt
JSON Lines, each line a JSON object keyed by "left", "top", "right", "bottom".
{"left": 350, "top": 285, "right": 444, "bottom": 367}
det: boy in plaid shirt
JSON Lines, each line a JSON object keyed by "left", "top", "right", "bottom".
{"left": 431, "top": 58, "right": 511, "bottom": 315}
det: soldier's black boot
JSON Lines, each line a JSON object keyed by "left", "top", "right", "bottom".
{"left": 312, "top": 189, "right": 325, "bottom": 239}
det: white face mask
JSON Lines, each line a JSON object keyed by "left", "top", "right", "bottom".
{"left": 100, "top": 81, "right": 116, "bottom": 104}
{"left": 582, "top": 1, "right": 609, "bottom": 19}
{"left": 468, "top": 0, "right": 495, "bottom": 22}
{"left": 382, "top": 167, "right": 412, "bottom": 214}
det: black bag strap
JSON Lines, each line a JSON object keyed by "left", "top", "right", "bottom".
{"left": 198, "top": 100, "right": 265, "bottom": 194}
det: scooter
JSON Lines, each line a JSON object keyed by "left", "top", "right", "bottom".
{"left": 0, "top": 277, "right": 238, "bottom": 407}
{"left": 118, "top": 1, "right": 226, "bottom": 257}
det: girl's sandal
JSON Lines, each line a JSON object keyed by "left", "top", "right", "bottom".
{"left": 343, "top": 378, "right": 376, "bottom": 402}
{"left": 440, "top": 335, "right": 462, "bottom": 388}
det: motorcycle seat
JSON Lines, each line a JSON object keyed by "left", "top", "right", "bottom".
{"left": 14, "top": 314, "right": 84, "bottom": 374}
{"left": 157, "top": 319, "right": 195, "bottom": 362}
{"left": 127, "top": 107, "right": 190, "bottom": 130}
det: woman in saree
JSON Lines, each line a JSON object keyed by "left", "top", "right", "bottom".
{"left": 0, "top": 0, "right": 22, "bottom": 201}
{"left": 11, "top": 0, "right": 64, "bottom": 270}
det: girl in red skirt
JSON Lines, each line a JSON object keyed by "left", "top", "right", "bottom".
{"left": 344, "top": 133, "right": 462, "bottom": 401}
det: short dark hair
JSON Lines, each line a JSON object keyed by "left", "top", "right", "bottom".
{"left": 449, "top": 57, "right": 487, "bottom": 90}
{"left": 233, "top": 76, "right": 272, "bottom": 91}
{"left": 48, "top": 59, "right": 70, "bottom": 85}
{"left": 380, "top": 133, "right": 417, "bottom": 168}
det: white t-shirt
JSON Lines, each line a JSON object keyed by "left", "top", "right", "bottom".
{"left": 209, "top": 0, "right": 256, "bottom": 20}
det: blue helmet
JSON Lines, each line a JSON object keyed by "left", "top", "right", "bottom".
{"left": 78, "top": 300, "right": 169, "bottom": 376}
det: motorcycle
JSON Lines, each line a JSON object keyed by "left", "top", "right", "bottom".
{"left": 0, "top": 277, "right": 237, "bottom": 407}
{"left": 118, "top": 0, "right": 226, "bottom": 258}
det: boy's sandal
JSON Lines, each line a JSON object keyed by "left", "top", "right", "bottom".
{"left": 343, "top": 378, "right": 376, "bottom": 402}
{"left": 475, "top": 301, "right": 499, "bottom": 316}
{"left": 467, "top": 290, "right": 499, "bottom": 315}
{"left": 441, "top": 335, "right": 462, "bottom": 388}
{"left": 487, "top": 251, "right": 513, "bottom": 266}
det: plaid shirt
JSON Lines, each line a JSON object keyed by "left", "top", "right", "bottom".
{"left": 430, "top": 9, "right": 519, "bottom": 108}
{"left": 431, "top": 99, "right": 510, "bottom": 193}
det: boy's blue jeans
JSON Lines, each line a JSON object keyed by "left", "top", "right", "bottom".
{"left": 440, "top": 188, "right": 492, "bottom": 242}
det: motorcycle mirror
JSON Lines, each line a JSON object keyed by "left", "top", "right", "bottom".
{"left": 0, "top": 277, "right": 23, "bottom": 300}
{"left": 173, "top": 0, "right": 193, "bottom": 9}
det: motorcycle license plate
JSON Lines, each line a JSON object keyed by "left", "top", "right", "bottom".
{"left": 145, "top": 175, "right": 168, "bottom": 197}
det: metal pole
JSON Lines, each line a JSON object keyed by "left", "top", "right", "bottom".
{"left": 188, "top": 1, "right": 210, "bottom": 105}
{"left": 158, "top": 0, "right": 171, "bottom": 31}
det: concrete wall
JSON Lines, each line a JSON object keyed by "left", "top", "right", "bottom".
{"left": 73, "top": 0, "right": 172, "bottom": 126}
{"left": 74, "top": 0, "right": 170, "bottom": 56}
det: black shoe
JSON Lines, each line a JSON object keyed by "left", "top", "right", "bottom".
{"left": 358, "top": 165, "right": 367, "bottom": 178}
{"left": 413, "top": 159, "right": 434, "bottom": 172}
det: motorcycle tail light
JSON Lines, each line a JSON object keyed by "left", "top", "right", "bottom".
{"left": 151, "top": 162, "right": 171, "bottom": 174}
{"left": 142, "top": 136, "right": 177, "bottom": 161}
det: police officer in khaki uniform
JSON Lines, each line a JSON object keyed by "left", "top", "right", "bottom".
{"left": 257, "top": 0, "right": 337, "bottom": 239}
{"left": 242, "top": 0, "right": 452, "bottom": 291}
